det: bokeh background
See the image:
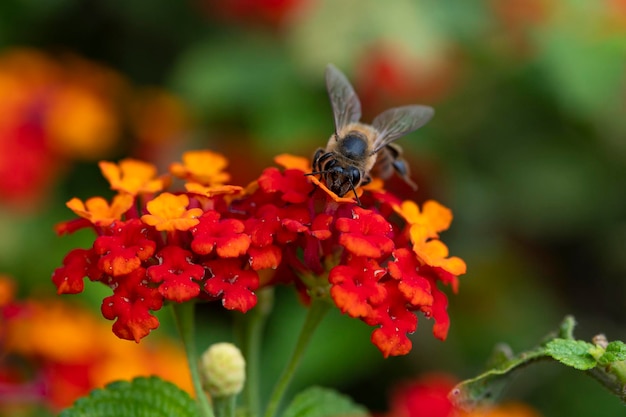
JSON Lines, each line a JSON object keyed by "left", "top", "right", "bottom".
{"left": 1, "top": 1, "right": 625, "bottom": 416}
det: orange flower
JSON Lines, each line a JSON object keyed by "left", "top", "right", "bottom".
{"left": 66, "top": 193, "right": 134, "bottom": 226}
{"left": 169, "top": 150, "right": 231, "bottom": 185}
{"left": 184, "top": 182, "right": 244, "bottom": 198}
{"left": 129, "top": 88, "right": 189, "bottom": 144}
{"left": 398, "top": 200, "right": 467, "bottom": 280}
{"left": 2, "top": 293, "right": 192, "bottom": 410}
{"left": 45, "top": 86, "right": 119, "bottom": 159}
{"left": 141, "top": 193, "right": 203, "bottom": 232}
{"left": 99, "top": 159, "right": 169, "bottom": 196}
{"left": 0, "top": 274, "right": 15, "bottom": 306}
{"left": 396, "top": 200, "right": 453, "bottom": 240}
{"left": 412, "top": 236, "right": 467, "bottom": 278}
{"left": 274, "top": 153, "right": 311, "bottom": 172}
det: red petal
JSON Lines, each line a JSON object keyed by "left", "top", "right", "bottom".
{"left": 204, "top": 259, "right": 259, "bottom": 312}
{"left": 147, "top": 246, "right": 205, "bottom": 302}
{"left": 329, "top": 257, "right": 387, "bottom": 318}
{"left": 248, "top": 245, "right": 282, "bottom": 270}
{"left": 388, "top": 248, "right": 433, "bottom": 306}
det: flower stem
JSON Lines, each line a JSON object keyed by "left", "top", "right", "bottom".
{"left": 213, "top": 395, "right": 237, "bottom": 417}
{"left": 263, "top": 298, "right": 331, "bottom": 417}
{"left": 235, "top": 288, "right": 274, "bottom": 417}
{"left": 172, "top": 302, "right": 215, "bottom": 417}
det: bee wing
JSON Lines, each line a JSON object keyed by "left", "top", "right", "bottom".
{"left": 326, "top": 64, "right": 362, "bottom": 132}
{"left": 371, "top": 105, "right": 434, "bottom": 153}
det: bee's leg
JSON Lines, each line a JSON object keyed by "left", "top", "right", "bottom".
{"left": 311, "top": 148, "right": 325, "bottom": 172}
{"left": 306, "top": 148, "right": 326, "bottom": 198}
{"left": 392, "top": 157, "right": 418, "bottom": 191}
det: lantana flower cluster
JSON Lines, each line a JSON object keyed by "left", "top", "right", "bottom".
{"left": 53, "top": 150, "right": 466, "bottom": 357}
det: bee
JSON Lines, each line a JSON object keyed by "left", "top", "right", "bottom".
{"left": 307, "top": 64, "right": 434, "bottom": 204}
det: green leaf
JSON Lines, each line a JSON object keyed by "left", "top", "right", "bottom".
{"left": 546, "top": 339, "right": 597, "bottom": 370}
{"left": 281, "top": 386, "right": 369, "bottom": 417}
{"left": 59, "top": 376, "right": 198, "bottom": 417}
{"left": 598, "top": 341, "right": 626, "bottom": 366}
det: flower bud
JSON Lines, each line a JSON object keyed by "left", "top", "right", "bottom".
{"left": 200, "top": 342, "right": 246, "bottom": 398}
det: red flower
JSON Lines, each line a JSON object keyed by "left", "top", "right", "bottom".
{"left": 93, "top": 220, "right": 157, "bottom": 277}
{"left": 248, "top": 245, "right": 282, "bottom": 271}
{"left": 52, "top": 248, "right": 102, "bottom": 294}
{"left": 384, "top": 374, "right": 458, "bottom": 417}
{"left": 258, "top": 167, "right": 313, "bottom": 204}
{"left": 329, "top": 256, "right": 387, "bottom": 318}
{"left": 368, "top": 282, "right": 419, "bottom": 358}
{"left": 55, "top": 150, "right": 466, "bottom": 356}
{"left": 203, "top": 259, "right": 259, "bottom": 312}
{"left": 388, "top": 248, "right": 433, "bottom": 307}
{"left": 245, "top": 204, "right": 283, "bottom": 247}
{"left": 336, "top": 206, "right": 394, "bottom": 258}
{"left": 148, "top": 246, "right": 206, "bottom": 302}
{"left": 101, "top": 268, "right": 163, "bottom": 342}
{"left": 424, "top": 279, "right": 450, "bottom": 341}
{"left": 191, "top": 211, "right": 250, "bottom": 258}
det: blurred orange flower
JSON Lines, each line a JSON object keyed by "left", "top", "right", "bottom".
{"left": 129, "top": 88, "right": 190, "bottom": 145}
{"left": 0, "top": 276, "right": 192, "bottom": 411}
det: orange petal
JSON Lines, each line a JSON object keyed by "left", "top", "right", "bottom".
{"left": 66, "top": 194, "right": 134, "bottom": 226}
{"left": 141, "top": 193, "right": 202, "bottom": 232}
{"left": 274, "top": 154, "right": 311, "bottom": 172}
{"left": 308, "top": 175, "right": 361, "bottom": 204}
{"left": 184, "top": 182, "right": 244, "bottom": 198}
{"left": 414, "top": 240, "right": 467, "bottom": 276}
{"left": 169, "top": 150, "right": 230, "bottom": 185}
{"left": 99, "top": 159, "right": 168, "bottom": 196}
{"left": 422, "top": 200, "right": 453, "bottom": 233}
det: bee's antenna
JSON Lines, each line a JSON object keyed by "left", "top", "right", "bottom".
{"left": 347, "top": 180, "right": 362, "bottom": 207}
{"left": 304, "top": 171, "right": 327, "bottom": 176}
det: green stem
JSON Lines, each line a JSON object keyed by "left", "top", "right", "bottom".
{"left": 263, "top": 298, "right": 331, "bottom": 417}
{"left": 172, "top": 302, "right": 215, "bottom": 417}
{"left": 213, "top": 395, "right": 237, "bottom": 417}
{"left": 235, "top": 288, "right": 273, "bottom": 417}
{"left": 611, "top": 361, "right": 626, "bottom": 385}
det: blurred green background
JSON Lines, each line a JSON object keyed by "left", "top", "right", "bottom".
{"left": 1, "top": 0, "right": 626, "bottom": 416}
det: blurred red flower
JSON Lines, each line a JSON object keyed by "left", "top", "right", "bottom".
{"left": 355, "top": 44, "right": 459, "bottom": 118}
{"left": 0, "top": 48, "right": 191, "bottom": 209}
{"left": 200, "top": 0, "right": 312, "bottom": 28}
{"left": 381, "top": 373, "right": 543, "bottom": 417}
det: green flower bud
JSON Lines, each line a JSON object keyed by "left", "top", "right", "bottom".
{"left": 200, "top": 342, "right": 246, "bottom": 398}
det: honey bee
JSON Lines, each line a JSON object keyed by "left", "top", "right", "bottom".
{"left": 307, "top": 64, "right": 434, "bottom": 204}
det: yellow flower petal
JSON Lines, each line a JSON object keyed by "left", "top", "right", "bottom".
{"left": 66, "top": 193, "right": 134, "bottom": 226}
{"left": 169, "top": 150, "right": 230, "bottom": 185}
{"left": 141, "top": 193, "right": 202, "bottom": 232}
{"left": 99, "top": 159, "right": 169, "bottom": 196}
{"left": 274, "top": 154, "right": 311, "bottom": 172}
{"left": 184, "top": 182, "right": 244, "bottom": 198}
{"left": 398, "top": 200, "right": 453, "bottom": 240}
